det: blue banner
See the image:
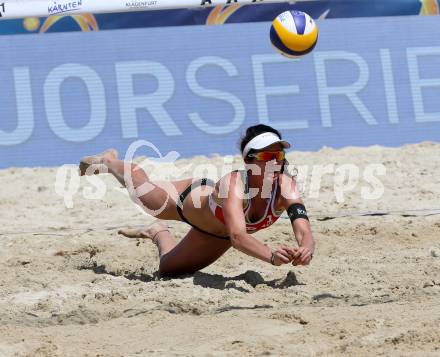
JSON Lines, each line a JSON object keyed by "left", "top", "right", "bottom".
{"left": 1, "top": 15, "right": 440, "bottom": 168}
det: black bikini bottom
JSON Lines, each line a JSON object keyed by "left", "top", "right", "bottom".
{"left": 176, "top": 178, "right": 230, "bottom": 240}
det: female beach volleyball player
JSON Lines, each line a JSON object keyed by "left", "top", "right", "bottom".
{"left": 79, "top": 125, "right": 315, "bottom": 277}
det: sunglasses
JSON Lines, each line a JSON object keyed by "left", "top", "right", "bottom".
{"left": 248, "top": 151, "right": 285, "bottom": 162}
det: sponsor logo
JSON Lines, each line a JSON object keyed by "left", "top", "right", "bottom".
{"left": 297, "top": 208, "right": 307, "bottom": 215}
{"left": 125, "top": 1, "right": 157, "bottom": 9}
{"left": 48, "top": 0, "right": 82, "bottom": 15}
{"left": 0, "top": 3, "right": 5, "bottom": 17}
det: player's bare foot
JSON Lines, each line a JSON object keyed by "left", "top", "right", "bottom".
{"left": 79, "top": 149, "right": 118, "bottom": 176}
{"left": 118, "top": 222, "right": 169, "bottom": 244}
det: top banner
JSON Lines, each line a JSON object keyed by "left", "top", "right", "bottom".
{"left": 0, "top": 0, "right": 288, "bottom": 20}
{"left": 0, "top": 0, "right": 438, "bottom": 35}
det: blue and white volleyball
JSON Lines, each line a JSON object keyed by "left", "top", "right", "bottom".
{"left": 270, "top": 10, "right": 318, "bottom": 58}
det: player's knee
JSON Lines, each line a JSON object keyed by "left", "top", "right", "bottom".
{"left": 158, "top": 257, "right": 198, "bottom": 277}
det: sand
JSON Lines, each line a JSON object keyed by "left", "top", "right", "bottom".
{"left": 0, "top": 142, "right": 439, "bottom": 356}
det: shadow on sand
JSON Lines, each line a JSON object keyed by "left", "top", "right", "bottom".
{"left": 80, "top": 262, "right": 303, "bottom": 291}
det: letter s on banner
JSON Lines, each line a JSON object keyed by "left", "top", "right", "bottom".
{"left": 186, "top": 56, "right": 245, "bottom": 134}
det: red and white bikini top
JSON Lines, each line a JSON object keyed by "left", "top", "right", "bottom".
{"left": 208, "top": 172, "right": 283, "bottom": 233}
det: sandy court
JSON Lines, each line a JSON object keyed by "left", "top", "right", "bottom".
{"left": 0, "top": 142, "right": 440, "bottom": 356}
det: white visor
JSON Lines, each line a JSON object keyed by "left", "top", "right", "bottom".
{"left": 242, "top": 132, "right": 291, "bottom": 158}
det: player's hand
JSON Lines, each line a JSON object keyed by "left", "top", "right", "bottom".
{"left": 272, "top": 245, "right": 298, "bottom": 266}
{"left": 292, "top": 246, "right": 314, "bottom": 266}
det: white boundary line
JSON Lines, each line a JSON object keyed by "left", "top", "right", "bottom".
{"left": 1, "top": 208, "right": 440, "bottom": 236}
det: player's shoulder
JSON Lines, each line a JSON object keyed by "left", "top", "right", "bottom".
{"left": 218, "top": 170, "right": 246, "bottom": 192}
{"left": 219, "top": 170, "right": 240, "bottom": 182}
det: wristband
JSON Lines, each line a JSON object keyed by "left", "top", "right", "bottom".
{"left": 287, "top": 203, "right": 309, "bottom": 222}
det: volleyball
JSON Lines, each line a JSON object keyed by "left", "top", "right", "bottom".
{"left": 270, "top": 10, "right": 318, "bottom": 58}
